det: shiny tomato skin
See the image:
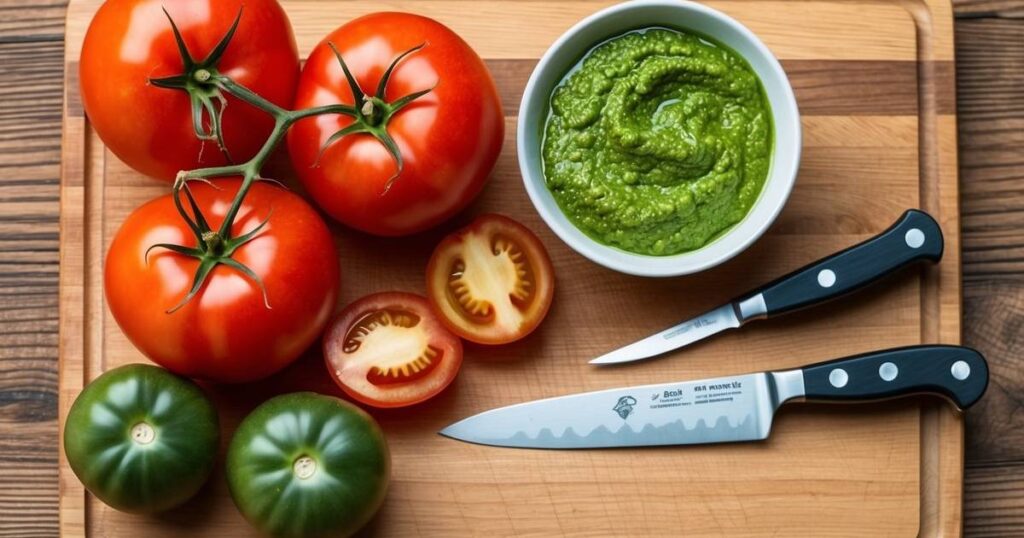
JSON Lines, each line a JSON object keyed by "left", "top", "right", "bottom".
{"left": 64, "top": 364, "right": 219, "bottom": 514}
{"left": 227, "top": 392, "right": 389, "bottom": 538}
{"left": 80, "top": 0, "right": 299, "bottom": 181}
{"left": 288, "top": 12, "right": 504, "bottom": 236}
{"left": 426, "top": 214, "right": 555, "bottom": 345}
{"left": 323, "top": 292, "right": 463, "bottom": 408}
{"left": 104, "top": 179, "right": 339, "bottom": 383}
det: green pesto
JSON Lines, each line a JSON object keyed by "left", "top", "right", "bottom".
{"left": 542, "top": 28, "right": 773, "bottom": 256}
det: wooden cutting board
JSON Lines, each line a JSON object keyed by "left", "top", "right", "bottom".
{"left": 58, "top": 0, "right": 963, "bottom": 536}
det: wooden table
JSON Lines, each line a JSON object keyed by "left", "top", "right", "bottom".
{"left": 0, "top": 1, "right": 1020, "bottom": 536}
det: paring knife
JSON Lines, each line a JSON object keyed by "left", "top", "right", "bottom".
{"left": 440, "top": 345, "right": 987, "bottom": 449}
{"left": 591, "top": 209, "right": 944, "bottom": 365}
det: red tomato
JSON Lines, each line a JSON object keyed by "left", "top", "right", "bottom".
{"left": 287, "top": 12, "right": 504, "bottom": 236}
{"left": 80, "top": 0, "right": 299, "bottom": 181}
{"left": 104, "top": 179, "right": 339, "bottom": 383}
{"left": 323, "top": 293, "right": 463, "bottom": 408}
{"left": 427, "top": 214, "right": 555, "bottom": 345}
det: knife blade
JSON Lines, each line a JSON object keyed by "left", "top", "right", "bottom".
{"left": 591, "top": 209, "right": 944, "bottom": 365}
{"left": 441, "top": 345, "right": 987, "bottom": 449}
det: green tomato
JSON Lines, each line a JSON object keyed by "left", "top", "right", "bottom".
{"left": 63, "top": 364, "right": 219, "bottom": 513}
{"left": 226, "top": 392, "right": 390, "bottom": 538}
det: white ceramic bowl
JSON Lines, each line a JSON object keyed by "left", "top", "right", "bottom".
{"left": 518, "top": 0, "right": 800, "bottom": 277}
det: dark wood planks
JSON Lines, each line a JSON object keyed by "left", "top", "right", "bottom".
{"left": 956, "top": 11, "right": 1024, "bottom": 538}
{"left": 953, "top": 0, "right": 1024, "bottom": 17}
{"left": 0, "top": 1, "right": 67, "bottom": 42}
{"left": 964, "top": 462, "right": 1024, "bottom": 537}
{"left": 0, "top": 1, "right": 1021, "bottom": 537}
{"left": 0, "top": 29, "right": 62, "bottom": 538}
{"left": 958, "top": 18, "right": 1024, "bottom": 280}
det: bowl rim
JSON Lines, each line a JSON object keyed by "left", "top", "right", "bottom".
{"left": 517, "top": 0, "right": 801, "bottom": 277}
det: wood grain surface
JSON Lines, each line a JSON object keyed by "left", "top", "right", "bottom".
{"left": 57, "top": 0, "right": 951, "bottom": 535}
{"left": 0, "top": 0, "right": 1020, "bottom": 536}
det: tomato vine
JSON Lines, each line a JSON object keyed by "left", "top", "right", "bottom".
{"left": 147, "top": 8, "right": 432, "bottom": 312}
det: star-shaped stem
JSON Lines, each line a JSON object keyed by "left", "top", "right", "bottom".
{"left": 315, "top": 42, "right": 435, "bottom": 192}
{"left": 149, "top": 6, "right": 244, "bottom": 161}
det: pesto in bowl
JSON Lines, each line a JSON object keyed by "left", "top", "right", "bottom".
{"left": 542, "top": 28, "right": 772, "bottom": 256}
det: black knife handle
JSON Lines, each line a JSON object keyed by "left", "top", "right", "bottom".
{"left": 741, "top": 210, "right": 943, "bottom": 320}
{"left": 801, "top": 345, "right": 988, "bottom": 410}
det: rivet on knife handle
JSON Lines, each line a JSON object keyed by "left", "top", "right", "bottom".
{"left": 735, "top": 209, "right": 943, "bottom": 322}
{"left": 800, "top": 345, "right": 988, "bottom": 410}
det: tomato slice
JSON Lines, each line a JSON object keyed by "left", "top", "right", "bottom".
{"left": 427, "top": 214, "right": 555, "bottom": 345}
{"left": 323, "top": 292, "right": 463, "bottom": 408}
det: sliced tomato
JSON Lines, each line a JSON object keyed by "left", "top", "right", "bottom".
{"left": 427, "top": 214, "right": 555, "bottom": 345}
{"left": 323, "top": 292, "right": 462, "bottom": 408}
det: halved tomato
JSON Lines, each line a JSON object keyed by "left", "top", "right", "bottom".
{"left": 323, "top": 292, "right": 462, "bottom": 408}
{"left": 426, "top": 214, "right": 555, "bottom": 345}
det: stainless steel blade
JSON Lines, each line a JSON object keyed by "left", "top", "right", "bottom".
{"left": 589, "top": 303, "right": 740, "bottom": 365}
{"left": 439, "top": 371, "right": 804, "bottom": 449}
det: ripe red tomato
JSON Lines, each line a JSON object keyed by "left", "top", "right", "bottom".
{"left": 426, "top": 214, "right": 555, "bottom": 344}
{"left": 323, "top": 292, "right": 463, "bottom": 408}
{"left": 79, "top": 0, "right": 299, "bottom": 181}
{"left": 287, "top": 12, "right": 504, "bottom": 236}
{"left": 104, "top": 179, "right": 339, "bottom": 383}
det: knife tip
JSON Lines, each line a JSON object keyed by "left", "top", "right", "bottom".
{"left": 589, "top": 352, "right": 632, "bottom": 365}
{"left": 438, "top": 421, "right": 473, "bottom": 442}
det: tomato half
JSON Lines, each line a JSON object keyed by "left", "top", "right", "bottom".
{"left": 63, "top": 364, "right": 219, "bottom": 514}
{"left": 323, "top": 292, "right": 463, "bottom": 408}
{"left": 227, "top": 392, "right": 389, "bottom": 537}
{"left": 104, "top": 179, "right": 339, "bottom": 383}
{"left": 427, "top": 214, "right": 555, "bottom": 344}
{"left": 80, "top": 0, "right": 299, "bottom": 181}
{"left": 287, "top": 12, "right": 504, "bottom": 236}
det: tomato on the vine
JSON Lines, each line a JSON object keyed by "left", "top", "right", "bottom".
{"left": 323, "top": 292, "right": 463, "bottom": 408}
{"left": 427, "top": 214, "right": 555, "bottom": 345}
{"left": 287, "top": 12, "right": 504, "bottom": 236}
{"left": 104, "top": 179, "right": 339, "bottom": 383}
{"left": 80, "top": 0, "right": 299, "bottom": 181}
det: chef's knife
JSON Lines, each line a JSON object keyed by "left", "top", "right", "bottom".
{"left": 591, "top": 209, "right": 944, "bottom": 365}
{"left": 441, "top": 345, "right": 987, "bottom": 449}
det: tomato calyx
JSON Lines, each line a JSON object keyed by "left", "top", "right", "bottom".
{"left": 316, "top": 43, "right": 435, "bottom": 191}
{"left": 292, "top": 455, "right": 318, "bottom": 480}
{"left": 145, "top": 178, "right": 272, "bottom": 313}
{"left": 148, "top": 7, "right": 244, "bottom": 161}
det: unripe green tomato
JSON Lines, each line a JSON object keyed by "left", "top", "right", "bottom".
{"left": 63, "top": 364, "right": 219, "bottom": 513}
{"left": 227, "top": 392, "right": 390, "bottom": 538}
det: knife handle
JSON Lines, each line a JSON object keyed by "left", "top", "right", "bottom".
{"left": 737, "top": 210, "right": 943, "bottom": 321}
{"left": 800, "top": 345, "right": 988, "bottom": 410}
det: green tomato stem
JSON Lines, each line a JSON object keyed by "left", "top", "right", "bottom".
{"left": 182, "top": 77, "right": 359, "bottom": 240}
{"left": 130, "top": 422, "right": 156, "bottom": 446}
{"left": 155, "top": 21, "right": 431, "bottom": 313}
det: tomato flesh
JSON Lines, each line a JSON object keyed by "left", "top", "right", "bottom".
{"left": 346, "top": 309, "right": 441, "bottom": 385}
{"left": 428, "top": 214, "right": 555, "bottom": 345}
{"left": 324, "top": 293, "right": 462, "bottom": 408}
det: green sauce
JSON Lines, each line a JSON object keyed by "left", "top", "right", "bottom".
{"left": 542, "top": 28, "right": 773, "bottom": 256}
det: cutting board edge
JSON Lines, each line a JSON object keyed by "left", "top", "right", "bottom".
{"left": 56, "top": 0, "right": 964, "bottom": 536}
